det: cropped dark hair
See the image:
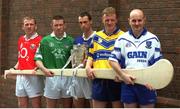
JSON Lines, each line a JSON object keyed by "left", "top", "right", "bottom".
{"left": 79, "top": 12, "right": 92, "bottom": 21}
{"left": 52, "top": 15, "right": 65, "bottom": 23}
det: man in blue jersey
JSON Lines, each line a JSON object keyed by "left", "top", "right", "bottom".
{"left": 73, "top": 12, "right": 95, "bottom": 108}
{"left": 109, "top": 9, "right": 162, "bottom": 108}
{"left": 86, "top": 7, "right": 124, "bottom": 108}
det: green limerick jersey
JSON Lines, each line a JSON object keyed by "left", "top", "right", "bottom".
{"left": 35, "top": 33, "right": 74, "bottom": 69}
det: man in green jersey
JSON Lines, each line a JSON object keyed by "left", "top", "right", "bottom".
{"left": 35, "top": 15, "right": 74, "bottom": 108}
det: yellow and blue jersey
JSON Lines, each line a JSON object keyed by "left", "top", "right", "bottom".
{"left": 88, "top": 28, "right": 124, "bottom": 68}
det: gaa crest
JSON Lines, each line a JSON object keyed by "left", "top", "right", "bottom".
{"left": 145, "top": 41, "right": 152, "bottom": 49}
{"left": 49, "top": 42, "right": 54, "bottom": 47}
{"left": 98, "top": 38, "right": 103, "bottom": 44}
{"left": 30, "top": 44, "right": 36, "bottom": 50}
{"left": 126, "top": 42, "right": 131, "bottom": 48}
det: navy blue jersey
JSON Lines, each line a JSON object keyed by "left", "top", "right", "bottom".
{"left": 74, "top": 31, "right": 96, "bottom": 56}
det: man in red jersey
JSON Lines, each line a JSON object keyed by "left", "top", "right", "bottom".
{"left": 13, "top": 16, "right": 44, "bottom": 108}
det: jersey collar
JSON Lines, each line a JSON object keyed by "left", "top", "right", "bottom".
{"left": 102, "top": 27, "right": 120, "bottom": 36}
{"left": 129, "top": 28, "right": 147, "bottom": 39}
{"left": 82, "top": 31, "right": 96, "bottom": 41}
{"left": 51, "top": 32, "right": 67, "bottom": 40}
{"left": 24, "top": 32, "right": 38, "bottom": 41}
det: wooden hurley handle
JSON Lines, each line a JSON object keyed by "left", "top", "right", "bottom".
{"left": 4, "top": 59, "right": 174, "bottom": 89}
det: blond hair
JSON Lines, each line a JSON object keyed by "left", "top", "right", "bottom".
{"left": 102, "top": 7, "right": 116, "bottom": 16}
{"left": 22, "top": 16, "right": 36, "bottom": 24}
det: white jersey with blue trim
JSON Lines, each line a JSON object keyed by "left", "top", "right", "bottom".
{"left": 109, "top": 28, "right": 162, "bottom": 69}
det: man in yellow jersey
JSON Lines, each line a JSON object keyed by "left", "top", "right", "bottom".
{"left": 85, "top": 7, "right": 124, "bottom": 108}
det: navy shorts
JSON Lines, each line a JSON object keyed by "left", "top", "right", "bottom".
{"left": 121, "top": 83, "right": 157, "bottom": 105}
{"left": 92, "top": 79, "right": 121, "bottom": 101}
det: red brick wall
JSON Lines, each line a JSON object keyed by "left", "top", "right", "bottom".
{"left": 0, "top": 0, "right": 180, "bottom": 107}
{"left": 6, "top": 0, "right": 108, "bottom": 69}
{"left": 116, "top": 0, "right": 180, "bottom": 100}
{"left": 0, "top": 0, "right": 9, "bottom": 74}
{"left": 0, "top": 0, "right": 1, "bottom": 72}
{"left": 0, "top": 77, "right": 17, "bottom": 107}
{"left": 0, "top": 0, "right": 108, "bottom": 107}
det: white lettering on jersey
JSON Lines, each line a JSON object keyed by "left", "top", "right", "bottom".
{"left": 19, "top": 43, "right": 29, "bottom": 61}
{"left": 20, "top": 48, "right": 27, "bottom": 58}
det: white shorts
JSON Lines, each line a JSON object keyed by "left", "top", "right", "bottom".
{"left": 44, "top": 76, "right": 72, "bottom": 99}
{"left": 16, "top": 75, "right": 44, "bottom": 98}
{"left": 74, "top": 77, "right": 92, "bottom": 99}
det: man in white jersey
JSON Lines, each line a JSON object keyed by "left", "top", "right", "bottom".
{"left": 109, "top": 9, "right": 162, "bottom": 108}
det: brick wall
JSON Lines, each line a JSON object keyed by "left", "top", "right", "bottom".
{"left": 0, "top": 77, "right": 17, "bottom": 107}
{"left": 0, "top": 0, "right": 1, "bottom": 72}
{"left": 0, "top": 0, "right": 180, "bottom": 107}
{"left": 0, "top": 0, "right": 108, "bottom": 107}
{"left": 116, "top": 0, "right": 180, "bottom": 100}
{"left": 0, "top": 0, "right": 9, "bottom": 74}
{"left": 6, "top": 0, "right": 108, "bottom": 69}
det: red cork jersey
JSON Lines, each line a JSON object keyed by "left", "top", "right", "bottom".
{"left": 17, "top": 34, "right": 42, "bottom": 70}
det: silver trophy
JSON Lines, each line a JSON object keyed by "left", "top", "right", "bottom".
{"left": 71, "top": 44, "right": 87, "bottom": 68}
